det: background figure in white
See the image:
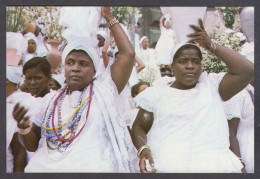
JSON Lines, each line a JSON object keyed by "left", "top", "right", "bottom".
{"left": 223, "top": 84, "right": 254, "bottom": 173}
{"left": 6, "top": 66, "right": 27, "bottom": 172}
{"left": 155, "top": 15, "right": 177, "bottom": 65}
{"left": 153, "top": 65, "right": 175, "bottom": 87}
{"left": 23, "top": 32, "right": 38, "bottom": 65}
{"left": 138, "top": 36, "right": 160, "bottom": 85}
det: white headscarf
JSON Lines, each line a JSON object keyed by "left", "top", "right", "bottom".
{"left": 139, "top": 36, "right": 148, "bottom": 45}
{"left": 24, "top": 32, "right": 38, "bottom": 47}
{"left": 170, "top": 42, "right": 202, "bottom": 64}
{"left": 97, "top": 30, "right": 108, "bottom": 42}
{"left": 6, "top": 66, "right": 23, "bottom": 84}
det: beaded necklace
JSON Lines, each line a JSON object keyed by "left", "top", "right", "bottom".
{"left": 41, "top": 83, "right": 93, "bottom": 151}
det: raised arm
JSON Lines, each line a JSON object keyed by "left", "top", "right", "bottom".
{"left": 188, "top": 18, "right": 254, "bottom": 101}
{"left": 131, "top": 108, "right": 156, "bottom": 173}
{"left": 102, "top": 36, "right": 112, "bottom": 68}
{"left": 12, "top": 103, "right": 41, "bottom": 152}
{"left": 102, "top": 7, "right": 135, "bottom": 93}
{"left": 159, "top": 15, "right": 164, "bottom": 27}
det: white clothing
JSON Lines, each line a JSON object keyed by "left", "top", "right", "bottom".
{"left": 23, "top": 70, "right": 135, "bottom": 172}
{"left": 134, "top": 72, "right": 243, "bottom": 173}
{"left": 223, "top": 85, "right": 254, "bottom": 173}
{"left": 6, "top": 96, "right": 17, "bottom": 173}
{"left": 135, "top": 33, "right": 141, "bottom": 58}
{"left": 155, "top": 26, "right": 177, "bottom": 65}
{"left": 152, "top": 76, "right": 175, "bottom": 87}
{"left": 23, "top": 52, "right": 37, "bottom": 65}
{"left": 139, "top": 48, "right": 157, "bottom": 67}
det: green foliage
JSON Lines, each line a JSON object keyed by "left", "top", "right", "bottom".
{"left": 219, "top": 7, "right": 240, "bottom": 28}
{"left": 111, "top": 7, "right": 134, "bottom": 26}
{"left": 6, "top": 7, "right": 25, "bottom": 32}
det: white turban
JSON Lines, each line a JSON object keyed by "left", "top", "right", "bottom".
{"left": 52, "top": 74, "right": 66, "bottom": 87}
{"left": 139, "top": 36, "right": 148, "bottom": 45}
{"left": 6, "top": 66, "right": 23, "bottom": 84}
{"left": 24, "top": 32, "right": 38, "bottom": 46}
{"left": 170, "top": 42, "right": 202, "bottom": 64}
{"left": 97, "top": 30, "right": 108, "bottom": 41}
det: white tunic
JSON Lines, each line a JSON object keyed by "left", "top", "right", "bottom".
{"left": 24, "top": 71, "right": 135, "bottom": 172}
{"left": 223, "top": 85, "right": 254, "bottom": 173}
{"left": 134, "top": 72, "right": 243, "bottom": 173}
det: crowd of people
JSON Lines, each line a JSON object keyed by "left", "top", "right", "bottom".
{"left": 6, "top": 6, "right": 254, "bottom": 173}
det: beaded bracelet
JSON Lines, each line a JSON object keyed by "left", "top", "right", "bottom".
{"left": 17, "top": 125, "right": 32, "bottom": 135}
{"left": 137, "top": 145, "right": 151, "bottom": 157}
{"left": 107, "top": 18, "right": 119, "bottom": 28}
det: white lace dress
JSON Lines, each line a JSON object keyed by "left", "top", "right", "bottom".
{"left": 21, "top": 70, "right": 135, "bottom": 172}
{"left": 223, "top": 85, "right": 254, "bottom": 173}
{"left": 155, "top": 26, "right": 177, "bottom": 65}
{"left": 134, "top": 72, "right": 243, "bottom": 173}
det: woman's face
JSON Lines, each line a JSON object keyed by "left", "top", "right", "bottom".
{"left": 27, "top": 39, "right": 36, "bottom": 53}
{"left": 24, "top": 66, "right": 50, "bottom": 97}
{"left": 171, "top": 48, "right": 202, "bottom": 89}
{"left": 164, "top": 21, "right": 171, "bottom": 29}
{"left": 48, "top": 78, "right": 61, "bottom": 91}
{"left": 65, "top": 51, "right": 96, "bottom": 92}
{"left": 142, "top": 39, "right": 149, "bottom": 49}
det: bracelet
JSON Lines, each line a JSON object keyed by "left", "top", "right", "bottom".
{"left": 210, "top": 41, "right": 217, "bottom": 54}
{"left": 137, "top": 145, "right": 151, "bottom": 157}
{"left": 107, "top": 18, "right": 119, "bottom": 28}
{"left": 17, "top": 125, "right": 32, "bottom": 135}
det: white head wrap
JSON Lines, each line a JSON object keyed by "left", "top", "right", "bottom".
{"left": 6, "top": 66, "right": 23, "bottom": 84}
{"left": 170, "top": 42, "right": 202, "bottom": 64}
{"left": 52, "top": 74, "right": 66, "bottom": 87}
{"left": 139, "top": 36, "right": 148, "bottom": 45}
{"left": 97, "top": 30, "right": 108, "bottom": 42}
{"left": 60, "top": 7, "right": 102, "bottom": 78}
{"left": 24, "top": 32, "right": 38, "bottom": 47}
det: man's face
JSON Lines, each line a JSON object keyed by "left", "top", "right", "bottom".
{"left": 27, "top": 39, "right": 36, "bottom": 53}
{"left": 24, "top": 66, "right": 50, "bottom": 97}
{"left": 97, "top": 34, "right": 105, "bottom": 47}
{"left": 65, "top": 50, "right": 96, "bottom": 92}
{"left": 171, "top": 48, "right": 202, "bottom": 89}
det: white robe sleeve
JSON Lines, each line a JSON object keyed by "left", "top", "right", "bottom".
{"left": 223, "top": 91, "right": 243, "bottom": 120}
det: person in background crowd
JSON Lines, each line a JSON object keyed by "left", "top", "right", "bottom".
{"left": 6, "top": 66, "right": 27, "bottom": 172}
{"left": 23, "top": 33, "right": 38, "bottom": 65}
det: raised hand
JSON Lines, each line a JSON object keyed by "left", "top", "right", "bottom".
{"left": 139, "top": 149, "right": 156, "bottom": 173}
{"left": 187, "top": 18, "right": 212, "bottom": 51}
{"left": 12, "top": 103, "right": 31, "bottom": 129}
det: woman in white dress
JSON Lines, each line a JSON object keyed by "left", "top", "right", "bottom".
{"left": 131, "top": 19, "right": 253, "bottom": 173}
{"left": 155, "top": 15, "right": 177, "bottom": 66}
{"left": 223, "top": 84, "right": 254, "bottom": 173}
{"left": 11, "top": 7, "right": 136, "bottom": 172}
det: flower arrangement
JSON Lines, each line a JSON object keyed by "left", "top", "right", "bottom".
{"left": 21, "top": 6, "right": 65, "bottom": 41}
{"left": 138, "top": 66, "right": 160, "bottom": 86}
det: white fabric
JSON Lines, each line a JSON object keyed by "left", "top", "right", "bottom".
{"left": 6, "top": 96, "right": 17, "bottom": 173}
{"left": 20, "top": 69, "right": 135, "bottom": 172}
{"left": 6, "top": 66, "right": 23, "bottom": 84}
{"left": 152, "top": 76, "right": 175, "bottom": 87}
{"left": 240, "top": 42, "right": 254, "bottom": 64}
{"left": 51, "top": 74, "right": 66, "bottom": 87}
{"left": 24, "top": 32, "right": 38, "bottom": 46}
{"left": 36, "top": 33, "right": 48, "bottom": 57}
{"left": 134, "top": 33, "right": 141, "bottom": 58}
{"left": 155, "top": 26, "right": 177, "bottom": 65}
{"left": 134, "top": 72, "right": 243, "bottom": 173}
{"left": 139, "top": 36, "right": 148, "bottom": 45}
{"left": 23, "top": 52, "right": 37, "bottom": 65}
{"left": 6, "top": 32, "right": 27, "bottom": 54}
{"left": 97, "top": 30, "right": 108, "bottom": 41}
{"left": 223, "top": 85, "right": 254, "bottom": 173}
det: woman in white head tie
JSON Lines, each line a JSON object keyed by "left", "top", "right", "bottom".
{"left": 11, "top": 7, "right": 136, "bottom": 173}
{"left": 155, "top": 14, "right": 177, "bottom": 66}
{"left": 131, "top": 18, "right": 253, "bottom": 173}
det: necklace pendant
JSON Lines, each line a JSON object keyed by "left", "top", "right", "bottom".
{"left": 61, "top": 128, "right": 72, "bottom": 139}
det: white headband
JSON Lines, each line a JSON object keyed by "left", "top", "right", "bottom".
{"left": 97, "top": 30, "right": 108, "bottom": 41}
{"left": 170, "top": 42, "right": 202, "bottom": 64}
{"left": 24, "top": 32, "right": 37, "bottom": 46}
{"left": 139, "top": 36, "right": 148, "bottom": 45}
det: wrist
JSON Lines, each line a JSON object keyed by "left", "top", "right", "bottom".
{"left": 17, "top": 122, "right": 32, "bottom": 135}
{"left": 137, "top": 145, "right": 151, "bottom": 157}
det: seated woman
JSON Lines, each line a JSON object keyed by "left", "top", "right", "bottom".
{"left": 131, "top": 19, "right": 254, "bottom": 173}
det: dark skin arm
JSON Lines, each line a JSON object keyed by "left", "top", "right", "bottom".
{"left": 102, "top": 7, "right": 135, "bottom": 94}
{"left": 131, "top": 108, "right": 156, "bottom": 173}
{"left": 12, "top": 103, "right": 41, "bottom": 152}
{"left": 228, "top": 118, "right": 246, "bottom": 173}
{"left": 187, "top": 19, "right": 254, "bottom": 101}
{"left": 102, "top": 36, "right": 112, "bottom": 68}
{"left": 10, "top": 133, "right": 27, "bottom": 172}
